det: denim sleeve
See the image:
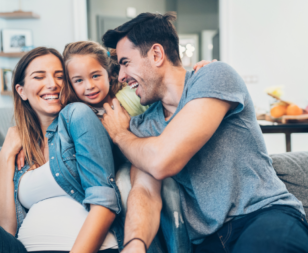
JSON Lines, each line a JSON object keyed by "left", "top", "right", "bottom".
{"left": 66, "top": 103, "right": 121, "bottom": 214}
{"left": 185, "top": 62, "right": 247, "bottom": 118}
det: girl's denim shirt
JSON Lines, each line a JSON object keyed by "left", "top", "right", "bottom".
{"left": 13, "top": 103, "right": 124, "bottom": 251}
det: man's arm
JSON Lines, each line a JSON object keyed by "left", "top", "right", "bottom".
{"left": 122, "top": 165, "right": 162, "bottom": 253}
{"left": 102, "top": 97, "right": 237, "bottom": 180}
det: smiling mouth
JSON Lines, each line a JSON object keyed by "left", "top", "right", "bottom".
{"left": 85, "top": 91, "right": 100, "bottom": 97}
{"left": 41, "top": 94, "right": 59, "bottom": 100}
{"left": 128, "top": 80, "right": 139, "bottom": 89}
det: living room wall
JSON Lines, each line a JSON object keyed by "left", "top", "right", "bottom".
{"left": 220, "top": 0, "right": 308, "bottom": 153}
{"left": 87, "top": 0, "right": 166, "bottom": 42}
{"left": 0, "top": 0, "right": 76, "bottom": 108}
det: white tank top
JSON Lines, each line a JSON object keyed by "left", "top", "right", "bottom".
{"left": 17, "top": 161, "right": 118, "bottom": 252}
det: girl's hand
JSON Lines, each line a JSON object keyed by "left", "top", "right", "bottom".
{"left": 1, "top": 126, "right": 22, "bottom": 162}
{"left": 193, "top": 59, "right": 217, "bottom": 73}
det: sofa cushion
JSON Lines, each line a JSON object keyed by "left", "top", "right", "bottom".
{"left": 0, "top": 107, "right": 14, "bottom": 146}
{"left": 270, "top": 152, "right": 308, "bottom": 216}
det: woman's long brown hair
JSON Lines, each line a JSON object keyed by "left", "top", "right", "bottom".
{"left": 12, "top": 47, "right": 65, "bottom": 167}
{"left": 61, "top": 41, "right": 126, "bottom": 106}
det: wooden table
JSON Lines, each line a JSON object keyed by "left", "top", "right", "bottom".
{"left": 260, "top": 123, "right": 308, "bottom": 152}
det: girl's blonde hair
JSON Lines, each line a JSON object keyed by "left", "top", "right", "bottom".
{"left": 12, "top": 47, "right": 65, "bottom": 167}
{"left": 61, "top": 41, "right": 125, "bottom": 106}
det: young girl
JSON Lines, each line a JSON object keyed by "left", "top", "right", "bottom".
{"left": 61, "top": 41, "right": 148, "bottom": 118}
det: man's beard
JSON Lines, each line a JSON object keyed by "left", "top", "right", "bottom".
{"left": 139, "top": 75, "right": 164, "bottom": 106}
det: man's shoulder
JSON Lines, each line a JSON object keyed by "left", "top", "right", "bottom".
{"left": 184, "top": 61, "right": 247, "bottom": 101}
{"left": 189, "top": 61, "right": 238, "bottom": 85}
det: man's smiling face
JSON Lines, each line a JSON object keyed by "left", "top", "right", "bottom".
{"left": 116, "top": 36, "right": 164, "bottom": 106}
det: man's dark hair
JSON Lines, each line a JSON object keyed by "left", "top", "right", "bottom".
{"left": 102, "top": 12, "right": 181, "bottom": 66}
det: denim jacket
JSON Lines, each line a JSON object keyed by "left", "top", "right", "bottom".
{"left": 13, "top": 103, "right": 124, "bottom": 251}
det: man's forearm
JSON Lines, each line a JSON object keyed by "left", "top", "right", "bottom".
{"left": 0, "top": 152, "right": 17, "bottom": 235}
{"left": 123, "top": 184, "right": 162, "bottom": 251}
{"left": 115, "top": 131, "right": 159, "bottom": 176}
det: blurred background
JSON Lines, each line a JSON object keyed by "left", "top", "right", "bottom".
{"left": 0, "top": 0, "right": 308, "bottom": 153}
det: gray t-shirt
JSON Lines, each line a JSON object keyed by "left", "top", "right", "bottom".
{"left": 130, "top": 62, "right": 304, "bottom": 244}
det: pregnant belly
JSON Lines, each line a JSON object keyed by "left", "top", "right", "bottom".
{"left": 17, "top": 195, "right": 117, "bottom": 252}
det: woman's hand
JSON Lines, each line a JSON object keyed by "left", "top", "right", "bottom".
{"left": 193, "top": 59, "right": 217, "bottom": 72}
{"left": 1, "top": 126, "right": 22, "bottom": 162}
{"left": 16, "top": 149, "right": 26, "bottom": 170}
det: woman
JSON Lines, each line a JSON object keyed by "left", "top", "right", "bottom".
{"left": 0, "top": 47, "right": 122, "bottom": 253}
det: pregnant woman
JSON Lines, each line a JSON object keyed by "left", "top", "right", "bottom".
{"left": 0, "top": 47, "right": 122, "bottom": 253}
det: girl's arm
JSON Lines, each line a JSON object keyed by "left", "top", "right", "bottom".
{"left": 63, "top": 103, "right": 121, "bottom": 252}
{"left": 0, "top": 127, "right": 22, "bottom": 235}
{"left": 71, "top": 205, "right": 116, "bottom": 253}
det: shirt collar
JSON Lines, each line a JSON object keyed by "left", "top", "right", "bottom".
{"left": 46, "top": 116, "right": 59, "bottom": 133}
{"left": 91, "top": 106, "right": 106, "bottom": 118}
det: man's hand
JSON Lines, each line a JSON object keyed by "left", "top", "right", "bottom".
{"left": 193, "top": 59, "right": 217, "bottom": 72}
{"left": 16, "top": 149, "right": 25, "bottom": 170}
{"left": 122, "top": 240, "right": 147, "bottom": 253}
{"left": 101, "top": 98, "right": 131, "bottom": 143}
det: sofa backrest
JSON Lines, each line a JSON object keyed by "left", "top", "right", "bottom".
{"left": 0, "top": 107, "right": 14, "bottom": 146}
{"left": 270, "top": 152, "right": 308, "bottom": 217}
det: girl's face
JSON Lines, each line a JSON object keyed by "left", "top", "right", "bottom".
{"left": 67, "top": 55, "right": 110, "bottom": 107}
{"left": 16, "top": 54, "right": 63, "bottom": 121}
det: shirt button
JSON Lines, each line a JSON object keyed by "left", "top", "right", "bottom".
{"left": 56, "top": 173, "right": 59, "bottom": 177}
{"left": 51, "top": 157, "right": 54, "bottom": 159}
{"left": 110, "top": 178, "right": 114, "bottom": 182}
{"left": 71, "top": 190, "right": 74, "bottom": 194}
{"left": 51, "top": 143, "right": 53, "bottom": 146}
{"left": 73, "top": 154, "right": 75, "bottom": 157}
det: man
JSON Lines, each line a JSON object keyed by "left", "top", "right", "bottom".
{"left": 101, "top": 12, "right": 308, "bottom": 253}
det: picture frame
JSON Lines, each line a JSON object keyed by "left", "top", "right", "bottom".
{"left": 1, "top": 29, "right": 33, "bottom": 53}
{"left": 0, "top": 68, "right": 13, "bottom": 96}
{"left": 179, "top": 34, "right": 199, "bottom": 70}
{"left": 0, "top": 31, "right": 2, "bottom": 52}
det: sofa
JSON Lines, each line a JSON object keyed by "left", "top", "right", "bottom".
{"left": 271, "top": 151, "right": 308, "bottom": 217}
{"left": 0, "top": 107, "right": 14, "bottom": 147}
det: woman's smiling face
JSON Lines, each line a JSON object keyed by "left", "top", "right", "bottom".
{"left": 16, "top": 54, "right": 64, "bottom": 121}
{"left": 67, "top": 55, "right": 110, "bottom": 108}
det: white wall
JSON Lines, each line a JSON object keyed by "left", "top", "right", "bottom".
{"left": 220, "top": 0, "right": 308, "bottom": 153}
{"left": 0, "top": 0, "right": 80, "bottom": 108}
{"left": 88, "top": 0, "right": 166, "bottom": 42}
